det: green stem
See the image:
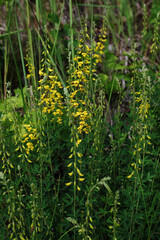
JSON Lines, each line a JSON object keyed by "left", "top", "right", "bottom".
{"left": 69, "top": 0, "right": 74, "bottom": 61}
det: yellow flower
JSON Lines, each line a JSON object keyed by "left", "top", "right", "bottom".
{"left": 76, "top": 139, "right": 82, "bottom": 147}
{"left": 65, "top": 182, "right": 72, "bottom": 186}
{"left": 109, "top": 226, "right": 113, "bottom": 229}
{"left": 82, "top": 53, "right": 87, "bottom": 58}
{"left": 16, "top": 146, "right": 19, "bottom": 151}
{"left": 39, "top": 69, "right": 44, "bottom": 76}
{"left": 49, "top": 75, "right": 55, "bottom": 80}
{"left": 77, "top": 152, "right": 83, "bottom": 157}
{"left": 26, "top": 142, "right": 34, "bottom": 150}
{"left": 127, "top": 171, "right": 134, "bottom": 179}
{"left": 77, "top": 168, "right": 83, "bottom": 176}
{"left": 27, "top": 74, "right": 31, "bottom": 79}
{"left": 89, "top": 224, "right": 94, "bottom": 229}
{"left": 67, "top": 163, "right": 72, "bottom": 167}
{"left": 79, "top": 178, "right": 85, "bottom": 181}
{"left": 48, "top": 68, "right": 54, "bottom": 72}
{"left": 27, "top": 159, "right": 32, "bottom": 163}
{"left": 77, "top": 186, "right": 81, "bottom": 191}
{"left": 68, "top": 172, "right": 73, "bottom": 176}
{"left": 29, "top": 134, "right": 36, "bottom": 140}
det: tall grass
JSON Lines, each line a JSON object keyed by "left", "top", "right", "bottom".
{"left": 0, "top": 0, "right": 160, "bottom": 239}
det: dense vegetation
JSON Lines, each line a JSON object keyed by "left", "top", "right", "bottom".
{"left": 0, "top": 0, "right": 160, "bottom": 239}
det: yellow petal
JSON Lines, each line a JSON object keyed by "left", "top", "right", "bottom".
{"left": 127, "top": 171, "right": 134, "bottom": 179}
{"left": 10, "top": 164, "right": 14, "bottom": 169}
{"left": 79, "top": 178, "right": 85, "bottom": 181}
{"left": 89, "top": 224, "right": 94, "bottom": 229}
{"left": 67, "top": 163, "right": 72, "bottom": 167}
{"left": 68, "top": 172, "right": 73, "bottom": 176}
{"left": 77, "top": 152, "right": 83, "bottom": 157}
{"left": 27, "top": 160, "right": 32, "bottom": 163}
{"left": 65, "top": 182, "right": 72, "bottom": 186}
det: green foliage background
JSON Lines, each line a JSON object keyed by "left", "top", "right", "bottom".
{"left": 0, "top": 0, "right": 160, "bottom": 240}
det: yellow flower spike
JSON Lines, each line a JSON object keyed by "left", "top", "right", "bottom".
{"left": 78, "top": 160, "right": 82, "bottom": 164}
{"left": 89, "top": 216, "right": 93, "bottom": 222}
{"left": 79, "top": 178, "right": 85, "bottom": 181}
{"left": 69, "top": 154, "right": 73, "bottom": 158}
{"left": 127, "top": 171, "right": 134, "bottom": 179}
{"left": 77, "top": 186, "right": 81, "bottom": 191}
{"left": 65, "top": 182, "right": 72, "bottom": 186}
{"left": 67, "top": 163, "right": 73, "bottom": 167}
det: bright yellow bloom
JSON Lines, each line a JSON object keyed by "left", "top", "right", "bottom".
{"left": 76, "top": 139, "right": 82, "bottom": 147}
{"left": 77, "top": 152, "right": 83, "bottom": 157}
{"left": 127, "top": 171, "right": 134, "bottom": 179}
{"left": 65, "top": 182, "right": 72, "bottom": 186}
{"left": 67, "top": 163, "right": 73, "bottom": 167}
{"left": 27, "top": 159, "right": 32, "bottom": 163}
{"left": 79, "top": 178, "right": 85, "bottom": 181}
{"left": 68, "top": 172, "right": 73, "bottom": 176}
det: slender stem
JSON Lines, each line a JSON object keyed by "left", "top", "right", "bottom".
{"left": 69, "top": 0, "right": 74, "bottom": 61}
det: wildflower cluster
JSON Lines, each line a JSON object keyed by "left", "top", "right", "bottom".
{"left": 25, "top": 52, "right": 35, "bottom": 81}
{"left": 93, "top": 23, "right": 107, "bottom": 65}
{"left": 17, "top": 123, "right": 38, "bottom": 164}
{"left": 38, "top": 44, "right": 64, "bottom": 124}
{"left": 66, "top": 23, "right": 107, "bottom": 189}
{"left": 66, "top": 25, "right": 94, "bottom": 189}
